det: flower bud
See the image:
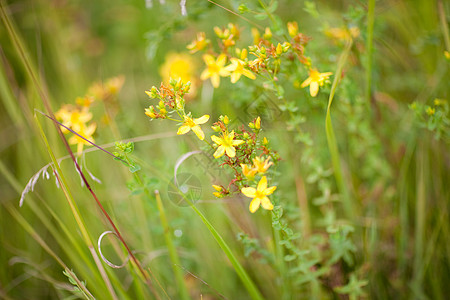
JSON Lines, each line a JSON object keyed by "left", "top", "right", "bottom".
{"left": 255, "top": 117, "right": 261, "bottom": 129}
{"left": 263, "top": 27, "right": 272, "bottom": 39}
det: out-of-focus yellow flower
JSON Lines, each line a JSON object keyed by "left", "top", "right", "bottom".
{"left": 263, "top": 137, "right": 269, "bottom": 145}
{"left": 76, "top": 96, "right": 95, "bottom": 108}
{"left": 187, "top": 32, "right": 210, "bottom": 53}
{"left": 251, "top": 28, "right": 260, "bottom": 45}
{"left": 177, "top": 115, "right": 210, "bottom": 140}
{"left": 200, "top": 54, "right": 230, "bottom": 88}
{"left": 160, "top": 52, "right": 197, "bottom": 96}
{"left": 426, "top": 107, "right": 435, "bottom": 116}
{"left": 287, "top": 21, "right": 298, "bottom": 37}
{"left": 55, "top": 104, "right": 96, "bottom": 155}
{"left": 105, "top": 75, "right": 125, "bottom": 95}
{"left": 325, "top": 27, "right": 360, "bottom": 42}
{"left": 300, "top": 69, "right": 333, "bottom": 97}
{"left": 252, "top": 156, "right": 273, "bottom": 174}
{"left": 68, "top": 122, "right": 97, "bottom": 156}
{"left": 86, "top": 75, "right": 125, "bottom": 101}
{"left": 211, "top": 130, "right": 244, "bottom": 158}
{"left": 241, "top": 176, "right": 276, "bottom": 213}
{"left": 55, "top": 105, "right": 93, "bottom": 133}
{"left": 241, "top": 163, "right": 257, "bottom": 179}
{"left": 444, "top": 51, "right": 450, "bottom": 60}
{"left": 225, "top": 58, "right": 256, "bottom": 83}
{"left": 263, "top": 27, "right": 272, "bottom": 39}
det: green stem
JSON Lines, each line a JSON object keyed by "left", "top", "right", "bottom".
{"left": 438, "top": 0, "right": 450, "bottom": 51}
{"left": 155, "top": 191, "right": 191, "bottom": 300}
{"left": 272, "top": 212, "right": 290, "bottom": 299}
{"left": 365, "top": 0, "right": 375, "bottom": 106}
{"left": 190, "top": 204, "right": 264, "bottom": 300}
{"left": 325, "top": 40, "right": 353, "bottom": 219}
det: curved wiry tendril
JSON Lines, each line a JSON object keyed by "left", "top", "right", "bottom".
{"left": 97, "top": 231, "right": 130, "bottom": 269}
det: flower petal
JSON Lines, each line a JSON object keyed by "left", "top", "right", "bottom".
{"left": 300, "top": 77, "right": 312, "bottom": 88}
{"left": 177, "top": 124, "right": 191, "bottom": 135}
{"left": 192, "top": 125, "right": 205, "bottom": 140}
{"left": 201, "top": 69, "right": 210, "bottom": 80}
{"left": 211, "top": 74, "right": 220, "bottom": 88}
{"left": 230, "top": 72, "right": 241, "bottom": 83}
{"left": 241, "top": 187, "right": 256, "bottom": 198}
{"left": 211, "top": 135, "right": 222, "bottom": 145}
{"left": 263, "top": 186, "right": 277, "bottom": 196}
{"left": 225, "top": 146, "right": 236, "bottom": 158}
{"left": 216, "top": 54, "right": 227, "bottom": 66}
{"left": 213, "top": 146, "right": 225, "bottom": 158}
{"left": 194, "top": 115, "right": 210, "bottom": 124}
{"left": 242, "top": 69, "right": 256, "bottom": 80}
{"left": 232, "top": 139, "right": 244, "bottom": 146}
{"left": 310, "top": 81, "right": 319, "bottom": 97}
{"left": 203, "top": 54, "right": 215, "bottom": 65}
{"left": 257, "top": 176, "right": 268, "bottom": 191}
{"left": 249, "top": 198, "right": 261, "bottom": 213}
{"left": 260, "top": 197, "right": 274, "bottom": 210}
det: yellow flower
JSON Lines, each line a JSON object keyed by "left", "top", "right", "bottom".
{"left": 300, "top": 69, "right": 333, "bottom": 97}
{"left": 55, "top": 105, "right": 93, "bottom": 133}
{"left": 200, "top": 54, "right": 230, "bottom": 88}
{"left": 241, "top": 163, "right": 257, "bottom": 179}
{"left": 225, "top": 58, "right": 256, "bottom": 83}
{"left": 177, "top": 115, "right": 210, "bottom": 140}
{"left": 445, "top": 51, "right": 450, "bottom": 60}
{"left": 105, "top": 75, "right": 125, "bottom": 95}
{"left": 160, "top": 52, "right": 197, "bottom": 97}
{"left": 211, "top": 130, "right": 244, "bottom": 158}
{"left": 287, "top": 21, "right": 298, "bottom": 37}
{"left": 241, "top": 176, "right": 276, "bottom": 213}
{"left": 212, "top": 185, "right": 223, "bottom": 198}
{"left": 68, "top": 122, "right": 97, "bottom": 156}
{"left": 252, "top": 156, "right": 273, "bottom": 174}
{"left": 187, "top": 32, "right": 210, "bottom": 53}
{"left": 325, "top": 27, "right": 360, "bottom": 42}
{"left": 255, "top": 116, "right": 261, "bottom": 129}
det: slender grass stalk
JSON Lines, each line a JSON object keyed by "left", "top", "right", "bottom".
{"left": 397, "top": 136, "right": 416, "bottom": 276}
{"left": 365, "top": 0, "right": 376, "bottom": 106}
{"left": 2, "top": 2, "right": 160, "bottom": 296}
{"left": 34, "top": 114, "right": 119, "bottom": 300}
{"left": 412, "top": 141, "right": 426, "bottom": 296}
{"left": 0, "top": 161, "right": 95, "bottom": 299}
{"left": 437, "top": 0, "right": 450, "bottom": 52}
{"left": 325, "top": 40, "right": 353, "bottom": 219}
{"left": 190, "top": 204, "right": 264, "bottom": 300}
{"left": 272, "top": 212, "right": 291, "bottom": 300}
{"left": 155, "top": 190, "right": 191, "bottom": 300}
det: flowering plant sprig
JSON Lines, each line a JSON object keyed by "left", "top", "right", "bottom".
{"left": 145, "top": 77, "right": 210, "bottom": 141}
{"left": 187, "top": 21, "right": 334, "bottom": 97}
{"left": 144, "top": 78, "right": 281, "bottom": 213}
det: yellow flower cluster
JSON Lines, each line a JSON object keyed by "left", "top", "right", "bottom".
{"left": 55, "top": 75, "right": 124, "bottom": 155}
{"left": 55, "top": 105, "right": 96, "bottom": 156}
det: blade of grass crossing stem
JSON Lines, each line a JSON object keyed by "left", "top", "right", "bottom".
{"left": 155, "top": 191, "right": 190, "bottom": 300}
{"left": 34, "top": 114, "right": 119, "bottom": 300}
{"left": 325, "top": 40, "right": 353, "bottom": 220}
{"left": 190, "top": 204, "right": 264, "bottom": 300}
